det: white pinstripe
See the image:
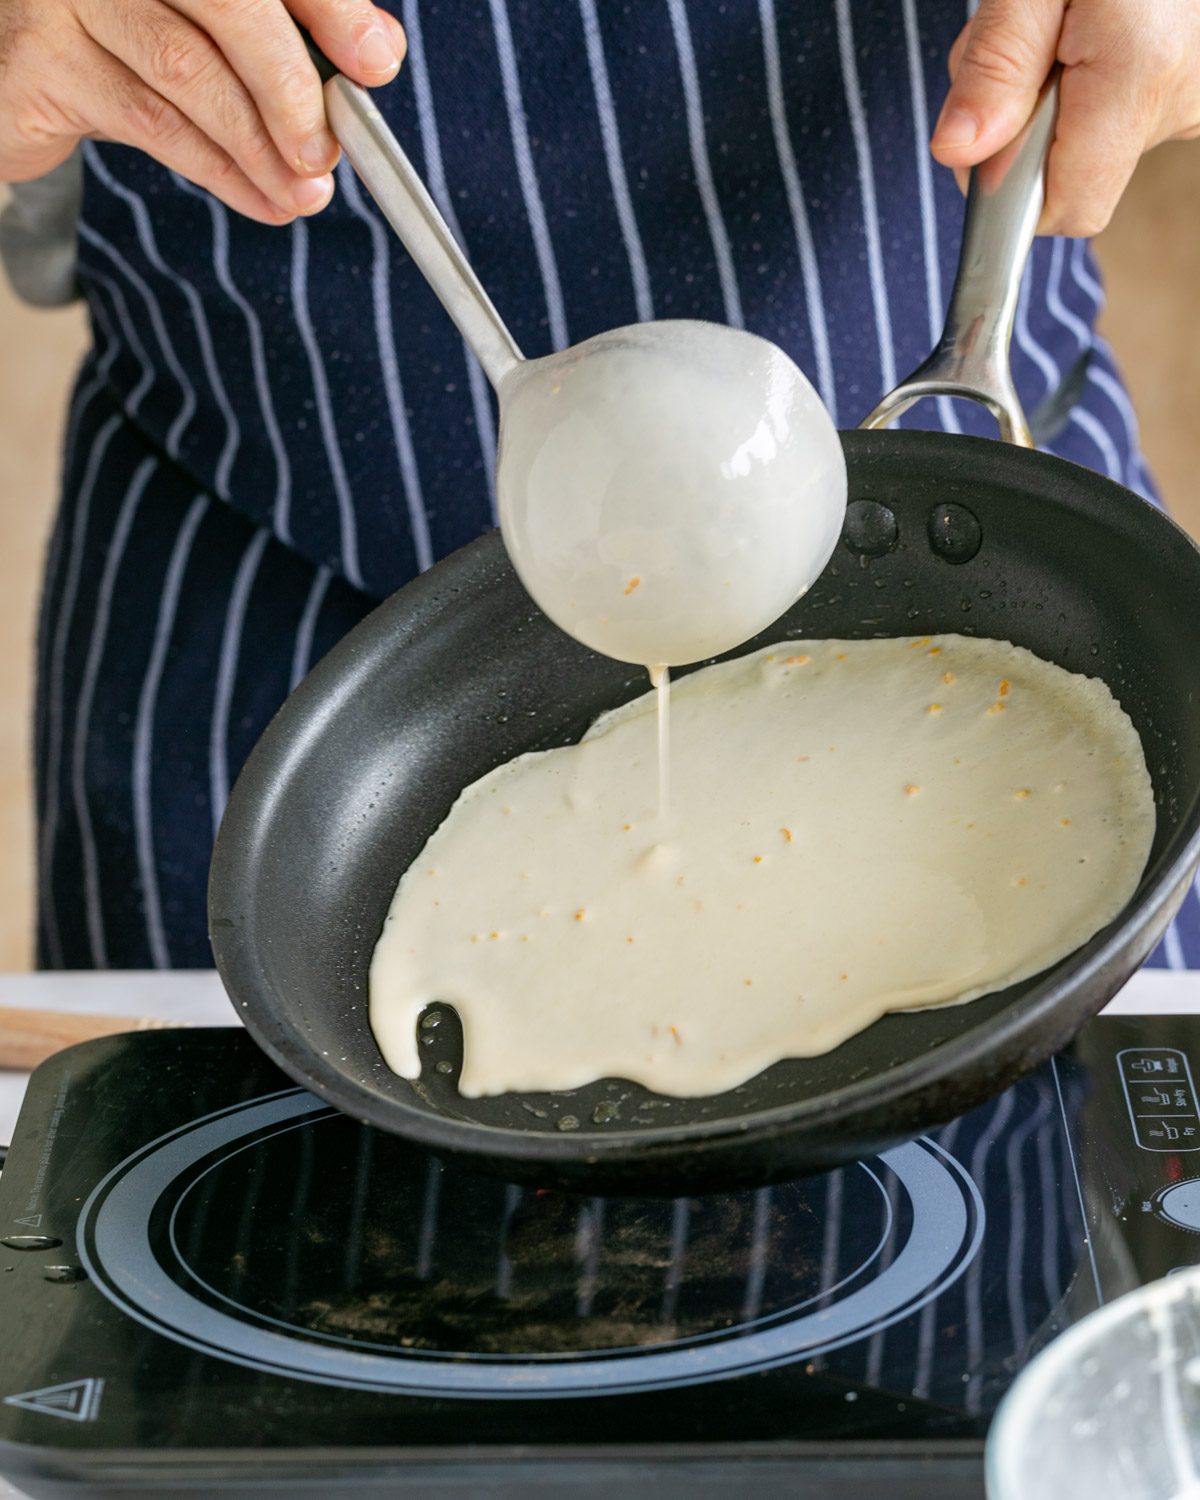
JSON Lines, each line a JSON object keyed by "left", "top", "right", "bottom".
{"left": 72, "top": 456, "right": 158, "bottom": 967}
{"left": 38, "top": 411, "right": 124, "bottom": 967}
{"left": 403, "top": 0, "right": 499, "bottom": 518}
{"left": 834, "top": 0, "right": 896, "bottom": 394}
{"left": 209, "top": 528, "right": 271, "bottom": 836}
{"left": 84, "top": 269, "right": 156, "bottom": 415}
{"left": 85, "top": 146, "right": 240, "bottom": 499}
{"left": 37, "top": 352, "right": 106, "bottom": 779}
{"left": 1070, "top": 237, "right": 1105, "bottom": 310}
{"left": 964, "top": 1088, "right": 1015, "bottom": 1413}
{"left": 1015, "top": 241, "right": 1125, "bottom": 483}
{"left": 1046, "top": 236, "right": 1091, "bottom": 352}
{"left": 578, "top": 0, "right": 655, "bottom": 325}
{"left": 78, "top": 220, "right": 194, "bottom": 455}
{"left": 1086, "top": 354, "right": 1154, "bottom": 499}
{"left": 340, "top": 163, "right": 434, "bottom": 573}
{"left": 290, "top": 564, "right": 333, "bottom": 692}
{"left": 1003, "top": 1087, "right": 1052, "bottom": 1354}
{"left": 900, "top": 0, "right": 960, "bottom": 433}
{"left": 289, "top": 219, "right": 364, "bottom": 590}
{"left": 1013, "top": 256, "right": 1060, "bottom": 400}
{"left": 35, "top": 301, "right": 126, "bottom": 960}
{"left": 741, "top": 1187, "right": 772, "bottom": 1322}
{"left": 62, "top": 294, "right": 120, "bottom": 453}
{"left": 1087, "top": 360, "right": 1139, "bottom": 452}
{"left": 133, "top": 494, "right": 209, "bottom": 969}
{"left": 1165, "top": 920, "right": 1187, "bottom": 970}
{"left": 573, "top": 1197, "right": 605, "bottom": 1317}
{"left": 48, "top": 307, "right": 121, "bottom": 625}
{"left": 174, "top": 178, "right": 292, "bottom": 544}
{"left": 758, "top": 0, "right": 837, "bottom": 419}
{"left": 1068, "top": 405, "right": 1122, "bottom": 481}
{"left": 666, "top": 0, "right": 744, "bottom": 329}
{"left": 488, "top": 0, "right": 569, "bottom": 350}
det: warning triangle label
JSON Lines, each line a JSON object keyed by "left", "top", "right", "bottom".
{"left": 4, "top": 1378, "right": 103, "bottom": 1423}
{"left": 13, "top": 1215, "right": 42, "bottom": 1229}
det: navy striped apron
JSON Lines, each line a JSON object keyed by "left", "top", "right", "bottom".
{"left": 36, "top": 0, "right": 1191, "bottom": 979}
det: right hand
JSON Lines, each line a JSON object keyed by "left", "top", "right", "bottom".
{"left": 0, "top": 0, "right": 408, "bottom": 224}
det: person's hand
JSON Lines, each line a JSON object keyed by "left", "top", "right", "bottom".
{"left": 0, "top": 0, "right": 407, "bottom": 224}
{"left": 931, "top": 0, "right": 1200, "bottom": 236}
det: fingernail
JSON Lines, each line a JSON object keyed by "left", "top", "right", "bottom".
{"left": 358, "top": 26, "right": 400, "bottom": 77}
{"left": 934, "top": 106, "right": 979, "bottom": 150}
{"left": 297, "top": 129, "right": 337, "bottom": 173}
{"left": 293, "top": 173, "right": 335, "bottom": 214}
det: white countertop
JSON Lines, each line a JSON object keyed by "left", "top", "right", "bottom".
{"left": 0, "top": 965, "right": 1194, "bottom": 1499}
{"left": 0, "top": 969, "right": 240, "bottom": 1144}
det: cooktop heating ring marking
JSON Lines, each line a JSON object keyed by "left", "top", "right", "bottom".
{"left": 78, "top": 1093, "right": 984, "bottom": 1399}
{"left": 162, "top": 1115, "right": 898, "bottom": 1361}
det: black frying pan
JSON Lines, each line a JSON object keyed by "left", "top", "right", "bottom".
{"left": 208, "top": 77, "right": 1200, "bottom": 1194}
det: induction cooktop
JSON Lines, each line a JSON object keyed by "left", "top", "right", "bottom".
{"left": 0, "top": 1013, "right": 1196, "bottom": 1497}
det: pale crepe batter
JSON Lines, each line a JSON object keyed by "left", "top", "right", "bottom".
{"left": 370, "top": 635, "right": 1155, "bottom": 1098}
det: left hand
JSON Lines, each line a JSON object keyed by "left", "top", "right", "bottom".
{"left": 931, "top": 0, "right": 1200, "bottom": 237}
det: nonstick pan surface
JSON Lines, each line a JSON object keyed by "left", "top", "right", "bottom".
{"left": 209, "top": 429, "right": 1200, "bottom": 1194}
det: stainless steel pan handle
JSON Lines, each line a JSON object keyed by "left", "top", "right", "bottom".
{"left": 860, "top": 79, "right": 1059, "bottom": 447}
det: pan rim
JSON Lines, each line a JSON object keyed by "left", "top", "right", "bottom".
{"left": 209, "top": 429, "right": 1200, "bottom": 1169}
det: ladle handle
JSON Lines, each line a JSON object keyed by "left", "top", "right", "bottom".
{"left": 303, "top": 36, "right": 523, "bottom": 389}
{"left": 859, "top": 77, "right": 1059, "bottom": 447}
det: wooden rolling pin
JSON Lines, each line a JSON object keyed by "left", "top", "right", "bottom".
{"left": 0, "top": 1007, "right": 188, "bottom": 1070}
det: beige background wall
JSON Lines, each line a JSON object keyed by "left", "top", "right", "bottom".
{"left": 2, "top": 144, "right": 1199, "bottom": 971}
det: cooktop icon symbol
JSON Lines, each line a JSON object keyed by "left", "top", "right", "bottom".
{"left": 3, "top": 1379, "right": 103, "bottom": 1423}
{"left": 1154, "top": 1179, "right": 1200, "bottom": 1234}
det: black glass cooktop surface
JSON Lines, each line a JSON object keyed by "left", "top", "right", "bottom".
{"left": 0, "top": 1014, "right": 1196, "bottom": 1497}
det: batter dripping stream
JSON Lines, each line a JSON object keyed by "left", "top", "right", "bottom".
{"left": 649, "top": 664, "right": 670, "bottom": 821}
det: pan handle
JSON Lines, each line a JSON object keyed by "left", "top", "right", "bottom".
{"left": 859, "top": 78, "right": 1060, "bottom": 447}
{"left": 300, "top": 33, "right": 524, "bottom": 390}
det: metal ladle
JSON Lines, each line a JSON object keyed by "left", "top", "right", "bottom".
{"left": 305, "top": 42, "right": 847, "bottom": 670}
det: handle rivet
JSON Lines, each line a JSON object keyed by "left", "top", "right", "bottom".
{"left": 927, "top": 503, "right": 982, "bottom": 564}
{"left": 841, "top": 499, "right": 899, "bottom": 558}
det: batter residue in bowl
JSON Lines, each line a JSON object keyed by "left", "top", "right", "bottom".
{"left": 369, "top": 635, "right": 1155, "bottom": 1098}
